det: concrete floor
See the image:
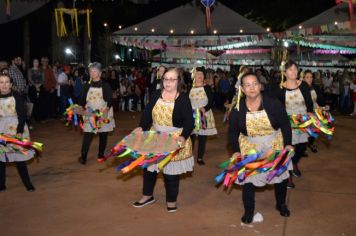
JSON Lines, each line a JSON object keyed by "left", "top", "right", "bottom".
{"left": 1, "top": 111, "right": 356, "bottom": 236}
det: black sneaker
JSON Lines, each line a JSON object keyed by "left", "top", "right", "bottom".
{"left": 292, "top": 164, "right": 302, "bottom": 177}
{"left": 241, "top": 212, "right": 254, "bottom": 224}
{"left": 276, "top": 204, "right": 290, "bottom": 217}
{"left": 308, "top": 144, "right": 318, "bottom": 153}
{"left": 197, "top": 159, "right": 205, "bottom": 165}
{"left": 26, "top": 185, "right": 35, "bottom": 192}
{"left": 287, "top": 182, "right": 295, "bottom": 189}
{"left": 78, "top": 157, "right": 86, "bottom": 165}
{"left": 292, "top": 169, "right": 302, "bottom": 178}
{"left": 167, "top": 206, "right": 177, "bottom": 213}
{"left": 132, "top": 196, "right": 155, "bottom": 208}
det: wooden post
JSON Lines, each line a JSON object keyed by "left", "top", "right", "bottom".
{"left": 52, "top": 0, "right": 64, "bottom": 64}
{"left": 23, "top": 17, "right": 30, "bottom": 67}
{"left": 83, "top": 3, "right": 92, "bottom": 65}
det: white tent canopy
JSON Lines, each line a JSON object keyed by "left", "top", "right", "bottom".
{"left": 0, "top": 0, "right": 49, "bottom": 25}
{"left": 114, "top": 1, "right": 266, "bottom": 35}
{"left": 289, "top": 2, "right": 355, "bottom": 30}
{"left": 112, "top": 1, "right": 273, "bottom": 66}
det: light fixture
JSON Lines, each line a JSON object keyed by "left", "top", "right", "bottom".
{"left": 114, "top": 54, "right": 120, "bottom": 60}
{"left": 283, "top": 41, "right": 289, "bottom": 48}
{"left": 239, "top": 29, "right": 243, "bottom": 33}
{"left": 151, "top": 28, "right": 155, "bottom": 33}
{"left": 132, "top": 59, "right": 135, "bottom": 62}
{"left": 170, "top": 29, "right": 174, "bottom": 34}
{"left": 134, "top": 27, "right": 138, "bottom": 31}
{"left": 103, "top": 22, "right": 108, "bottom": 27}
{"left": 298, "top": 25, "right": 302, "bottom": 29}
{"left": 128, "top": 48, "right": 132, "bottom": 52}
{"left": 190, "top": 30, "right": 194, "bottom": 34}
{"left": 266, "top": 27, "right": 270, "bottom": 32}
{"left": 118, "top": 25, "right": 122, "bottom": 29}
{"left": 213, "top": 30, "right": 217, "bottom": 34}
{"left": 65, "top": 48, "right": 73, "bottom": 55}
{"left": 334, "top": 21, "right": 338, "bottom": 25}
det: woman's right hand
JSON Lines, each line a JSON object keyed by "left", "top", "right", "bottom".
{"left": 232, "top": 152, "right": 241, "bottom": 159}
{"left": 73, "top": 106, "right": 84, "bottom": 115}
{"left": 133, "top": 127, "right": 143, "bottom": 133}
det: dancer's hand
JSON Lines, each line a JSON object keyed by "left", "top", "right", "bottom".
{"left": 132, "top": 127, "right": 143, "bottom": 134}
{"left": 177, "top": 136, "right": 186, "bottom": 148}
{"left": 102, "top": 108, "right": 109, "bottom": 119}
{"left": 285, "top": 145, "right": 294, "bottom": 152}
{"left": 75, "top": 106, "right": 95, "bottom": 116}
{"left": 232, "top": 152, "right": 241, "bottom": 160}
{"left": 73, "top": 106, "right": 84, "bottom": 115}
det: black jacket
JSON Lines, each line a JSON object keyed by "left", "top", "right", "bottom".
{"left": 229, "top": 95, "right": 292, "bottom": 153}
{"left": 310, "top": 84, "right": 326, "bottom": 107}
{"left": 139, "top": 90, "right": 194, "bottom": 139}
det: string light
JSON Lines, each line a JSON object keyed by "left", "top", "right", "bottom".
{"left": 266, "top": 27, "right": 270, "bottom": 32}
{"left": 151, "top": 28, "right": 155, "bottom": 32}
{"left": 239, "top": 29, "right": 243, "bottom": 33}
{"left": 103, "top": 22, "right": 108, "bottom": 27}
{"left": 298, "top": 25, "right": 303, "bottom": 29}
{"left": 134, "top": 27, "right": 138, "bottom": 31}
{"left": 190, "top": 30, "right": 195, "bottom": 34}
{"left": 118, "top": 25, "right": 122, "bottom": 29}
{"left": 213, "top": 30, "right": 217, "bottom": 34}
{"left": 170, "top": 29, "right": 174, "bottom": 34}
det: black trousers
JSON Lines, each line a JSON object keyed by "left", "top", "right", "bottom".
{"left": 80, "top": 132, "right": 108, "bottom": 160}
{"left": 139, "top": 93, "right": 145, "bottom": 110}
{"left": 0, "top": 161, "right": 33, "bottom": 188}
{"left": 43, "top": 90, "right": 58, "bottom": 119}
{"left": 190, "top": 134, "right": 207, "bottom": 160}
{"left": 292, "top": 142, "right": 307, "bottom": 165}
{"left": 142, "top": 169, "right": 180, "bottom": 202}
{"left": 308, "top": 136, "right": 315, "bottom": 146}
{"left": 242, "top": 179, "right": 288, "bottom": 213}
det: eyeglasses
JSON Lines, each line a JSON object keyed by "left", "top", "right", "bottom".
{"left": 163, "top": 78, "right": 178, "bottom": 83}
{"left": 242, "top": 82, "right": 260, "bottom": 89}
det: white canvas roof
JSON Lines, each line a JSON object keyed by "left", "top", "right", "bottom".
{"left": 114, "top": 1, "right": 266, "bottom": 35}
{"left": 289, "top": 2, "right": 355, "bottom": 30}
{"left": 0, "top": 1, "right": 49, "bottom": 25}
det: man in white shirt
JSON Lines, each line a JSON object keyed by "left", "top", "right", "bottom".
{"left": 57, "top": 67, "right": 70, "bottom": 117}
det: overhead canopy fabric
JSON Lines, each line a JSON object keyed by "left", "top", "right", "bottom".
{"left": 0, "top": 0, "right": 49, "bottom": 25}
{"left": 285, "top": 2, "right": 356, "bottom": 53}
{"left": 288, "top": 2, "right": 355, "bottom": 30}
{"left": 112, "top": 1, "right": 273, "bottom": 66}
{"left": 114, "top": 1, "right": 266, "bottom": 35}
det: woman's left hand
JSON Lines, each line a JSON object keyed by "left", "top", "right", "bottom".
{"left": 285, "top": 145, "right": 294, "bottom": 152}
{"left": 102, "top": 108, "right": 109, "bottom": 119}
{"left": 177, "top": 136, "right": 186, "bottom": 148}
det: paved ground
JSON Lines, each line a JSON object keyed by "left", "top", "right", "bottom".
{"left": 1, "top": 111, "right": 356, "bottom": 236}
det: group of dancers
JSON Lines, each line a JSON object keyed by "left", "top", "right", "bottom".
{"left": 0, "top": 60, "right": 332, "bottom": 224}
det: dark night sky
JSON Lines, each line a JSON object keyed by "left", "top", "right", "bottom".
{"left": 0, "top": 0, "right": 336, "bottom": 61}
